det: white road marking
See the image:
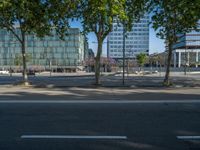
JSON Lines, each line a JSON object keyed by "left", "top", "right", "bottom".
{"left": 21, "top": 135, "right": 127, "bottom": 140}
{"left": 177, "top": 136, "right": 200, "bottom": 140}
{"left": 0, "top": 100, "right": 200, "bottom": 104}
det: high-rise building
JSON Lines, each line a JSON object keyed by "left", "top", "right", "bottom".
{"left": 107, "top": 15, "right": 149, "bottom": 60}
{"left": 0, "top": 28, "right": 88, "bottom": 72}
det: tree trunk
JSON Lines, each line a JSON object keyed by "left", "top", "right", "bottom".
{"left": 21, "top": 33, "right": 28, "bottom": 83}
{"left": 164, "top": 41, "right": 173, "bottom": 86}
{"left": 95, "top": 39, "right": 103, "bottom": 85}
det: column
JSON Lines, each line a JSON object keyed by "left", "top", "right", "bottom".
{"left": 173, "top": 52, "right": 176, "bottom": 68}
{"left": 196, "top": 51, "right": 199, "bottom": 68}
{"left": 178, "top": 52, "right": 181, "bottom": 68}
{"left": 187, "top": 52, "right": 190, "bottom": 66}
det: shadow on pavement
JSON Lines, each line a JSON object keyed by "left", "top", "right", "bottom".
{"left": 0, "top": 86, "right": 200, "bottom": 100}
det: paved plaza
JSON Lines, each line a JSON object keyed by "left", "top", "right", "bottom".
{"left": 0, "top": 71, "right": 200, "bottom": 88}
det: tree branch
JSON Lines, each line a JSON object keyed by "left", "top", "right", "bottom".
{"left": 8, "top": 27, "right": 23, "bottom": 43}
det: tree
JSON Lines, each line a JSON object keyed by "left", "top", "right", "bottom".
{"left": 151, "top": 0, "right": 200, "bottom": 86}
{"left": 14, "top": 53, "right": 32, "bottom": 66}
{"left": 136, "top": 53, "right": 147, "bottom": 70}
{"left": 79, "top": 0, "right": 149, "bottom": 85}
{"left": 0, "top": 0, "right": 75, "bottom": 84}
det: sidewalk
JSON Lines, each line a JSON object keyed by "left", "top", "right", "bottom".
{"left": 0, "top": 85, "right": 200, "bottom": 100}
{"left": 0, "top": 72, "right": 200, "bottom": 100}
{"left": 31, "top": 73, "right": 200, "bottom": 88}
{"left": 20, "top": 76, "right": 200, "bottom": 88}
{"left": 0, "top": 72, "right": 200, "bottom": 88}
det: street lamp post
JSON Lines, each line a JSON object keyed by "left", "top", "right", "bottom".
{"left": 9, "top": 51, "right": 12, "bottom": 77}
{"left": 122, "top": 25, "right": 126, "bottom": 85}
{"left": 49, "top": 59, "right": 52, "bottom": 76}
{"left": 8, "top": 44, "right": 12, "bottom": 77}
{"left": 184, "top": 46, "right": 187, "bottom": 75}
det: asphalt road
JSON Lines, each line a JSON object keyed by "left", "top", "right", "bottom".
{"left": 0, "top": 101, "right": 200, "bottom": 150}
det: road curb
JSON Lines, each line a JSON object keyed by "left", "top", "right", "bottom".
{"left": 31, "top": 84, "right": 200, "bottom": 89}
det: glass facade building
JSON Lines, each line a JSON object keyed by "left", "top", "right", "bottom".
{"left": 172, "top": 21, "right": 200, "bottom": 68}
{"left": 107, "top": 15, "right": 149, "bottom": 60}
{"left": 0, "top": 28, "right": 88, "bottom": 71}
{"left": 173, "top": 31, "right": 200, "bottom": 49}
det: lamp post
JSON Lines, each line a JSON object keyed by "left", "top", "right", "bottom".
{"left": 49, "top": 59, "right": 52, "bottom": 76}
{"left": 112, "top": 23, "right": 126, "bottom": 85}
{"left": 122, "top": 25, "right": 126, "bottom": 85}
{"left": 9, "top": 50, "right": 12, "bottom": 77}
{"left": 8, "top": 42, "right": 12, "bottom": 77}
{"left": 184, "top": 45, "right": 187, "bottom": 75}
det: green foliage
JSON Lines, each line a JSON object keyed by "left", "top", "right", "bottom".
{"left": 151, "top": 0, "right": 200, "bottom": 41}
{"left": 79, "top": 0, "right": 149, "bottom": 84}
{"left": 80, "top": 0, "right": 149, "bottom": 37}
{"left": 0, "top": 0, "right": 76, "bottom": 82}
{"left": 136, "top": 53, "right": 147, "bottom": 67}
{"left": 80, "top": 0, "right": 126, "bottom": 40}
{"left": 151, "top": 0, "right": 200, "bottom": 85}
{"left": 0, "top": 0, "right": 75, "bottom": 40}
{"left": 14, "top": 54, "right": 22, "bottom": 66}
{"left": 14, "top": 53, "right": 32, "bottom": 66}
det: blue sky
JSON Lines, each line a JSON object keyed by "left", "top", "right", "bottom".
{"left": 70, "top": 21, "right": 165, "bottom": 56}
